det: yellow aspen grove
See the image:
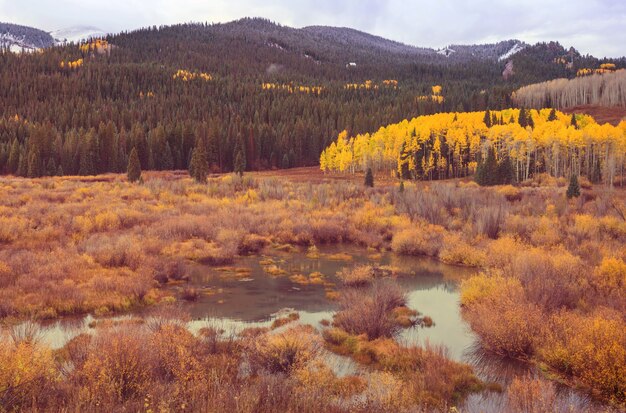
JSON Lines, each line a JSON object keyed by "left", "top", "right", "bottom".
{"left": 319, "top": 109, "right": 626, "bottom": 185}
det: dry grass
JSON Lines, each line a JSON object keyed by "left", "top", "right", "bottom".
{"left": 1, "top": 170, "right": 626, "bottom": 407}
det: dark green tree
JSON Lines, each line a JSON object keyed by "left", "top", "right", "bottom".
{"left": 365, "top": 167, "right": 374, "bottom": 187}
{"left": 518, "top": 108, "right": 528, "bottom": 128}
{"left": 189, "top": 144, "right": 209, "bottom": 183}
{"left": 571, "top": 113, "right": 578, "bottom": 129}
{"left": 7, "top": 139, "right": 20, "bottom": 174}
{"left": 127, "top": 147, "right": 142, "bottom": 183}
{"left": 483, "top": 110, "right": 492, "bottom": 127}
{"left": 496, "top": 154, "right": 515, "bottom": 184}
{"left": 566, "top": 174, "right": 580, "bottom": 199}
{"left": 233, "top": 135, "right": 246, "bottom": 176}
{"left": 46, "top": 157, "right": 57, "bottom": 176}
{"left": 281, "top": 154, "right": 290, "bottom": 169}
{"left": 548, "top": 108, "right": 557, "bottom": 121}
{"left": 475, "top": 147, "right": 498, "bottom": 186}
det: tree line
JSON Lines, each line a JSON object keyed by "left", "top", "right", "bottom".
{"left": 320, "top": 108, "right": 626, "bottom": 186}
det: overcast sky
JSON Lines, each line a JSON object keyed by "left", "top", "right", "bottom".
{"left": 1, "top": 0, "right": 624, "bottom": 57}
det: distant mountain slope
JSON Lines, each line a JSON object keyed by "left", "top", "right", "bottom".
{"left": 51, "top": 26, "right": 107, "bottom": 44}
{"left": 0, "top": 22, "right": 54, "bottom": 52}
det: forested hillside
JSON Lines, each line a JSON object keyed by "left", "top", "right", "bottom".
{"left": 0, "top": 19, "right": 623, "bottom": 177}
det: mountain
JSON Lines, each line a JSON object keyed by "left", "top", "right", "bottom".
{"left": 51, "top": 25, "right": 107, "bottom": 44}
{"left": 0, "top": 22, "right": 54, "bottom": 52}
{"left": 0, "top": 17, "right": 624, "bottom": 178}
{"left": 210, "top": 18, "right": 527, "bottom": 65}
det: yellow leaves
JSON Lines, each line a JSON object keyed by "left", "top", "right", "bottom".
{"left": 94, "top": 210, "right": 121, "bottom": 232}
{"left": 345, "top": 80, "right": 377, "bottom": 90}
{"left": 431, "top": 85, "right": 443, "bottom": 95}
{"left": 0, "top": 216, "right": 30, "bottom": 243}
{"left": 593, "top": 257, "right": 626, "bottom": 294}
{"left": 540, "top": 311, "right": 626, "bottom": 401}
{"left": 0, "top": 338, "right": 59, "bottom": 403}
{"left": 173, "top": 69, "right": 213, "bottom": 82}
{"left": 262, "top": 82, "right": 323, "bottom": 94}
{"left": 60, "top": 58, "right": 84, "bottom": 70}
{"left": 79, "top": 39, "right": 110, "bottom": 54}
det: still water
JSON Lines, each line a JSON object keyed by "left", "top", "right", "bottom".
{"left": 12, "top": 245, "right": 607, "bottom": 412}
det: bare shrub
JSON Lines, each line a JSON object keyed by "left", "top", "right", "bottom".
{"left": 506, "top": 375, "right": 557, "bottom": 413}
{"left": 247, "top": 325, "right": 321, "bottom": 374}
{"left": 474, "top": 202, "right": 507, "bottom": 239}
{"left": 334, "top": 280, "right": 408, "bottom": 340}
{"left": 82, "top": 234, "right": 144, "bottom": 269}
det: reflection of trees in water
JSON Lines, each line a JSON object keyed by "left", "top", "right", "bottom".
{"left": 464, "top": 343, "right": 533, "bottom": 385}
{"left": 463, "top": 343, "right": 607, "bottom": 413}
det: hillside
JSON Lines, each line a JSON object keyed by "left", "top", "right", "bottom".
{"left": 0, "top": 22, "right": 54, "bottom": 52}
{"left": 0, "top": 18, "right": 624, "bottom": 178}
{"left": 513, "top": 69, "right": 626, "bottom": 109}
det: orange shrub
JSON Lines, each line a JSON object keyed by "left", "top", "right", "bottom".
{"left": 391, "top": 224, "right": 444, "bottom": 257}
{"left": 461, "top": 272, "right": 543, "bottom": 357}
{"left": 0, "top": 335, "right": 59, "bottom": 409}
{"left": 540, "top": 311, "right": 626, "bottom": 403}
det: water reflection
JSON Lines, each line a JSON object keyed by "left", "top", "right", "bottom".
{"left": 2, "top": 245, "right": 610, "bottom": 411}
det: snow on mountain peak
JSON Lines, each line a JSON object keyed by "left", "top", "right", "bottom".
{"left": 51, "top": 26, "right": 107, "bottom": 44}
{"left": 437, "top": 46, "right": 456, "bottom": 57}
{"left": 498, "top": 42, "right": 526, "bottom": 61}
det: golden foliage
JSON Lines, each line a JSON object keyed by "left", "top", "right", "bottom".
{"left": 173, "top": 69, "right": 213, "bottom": 82}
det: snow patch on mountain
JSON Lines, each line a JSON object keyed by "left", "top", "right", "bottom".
{"left": 51, "top": 26, "right": 107, "bottom": 44}
{"left": 499, "top": 42, "right": 526, "bottom": 61}
{"left": 437, "top": 46, "right": 456, "bottom": 57}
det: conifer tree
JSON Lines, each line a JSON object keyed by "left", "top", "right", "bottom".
{"left": 483, "top": 110, "right": 492, "bottom": 127}
{"left": 496, "top": 154, "right": 515, "bottom": 184}
{"left": 365, "top": 167, "right": 374, "bottom": 187}
{"left": 548, "top": 108, "right": 558, "bottom": 121}
{"left": 518, "top": 108, "right": 528, "bottom": 128}
{"left": 46, "top": 158, "right": 57, "bottom": 176}
{"left": 566, "top": 174, "right": 580, "bottom": 199}
{"left": 475, "top": 147, "right": 498, "bottom": 186}
{"left": 7, "top": 139, "right": 19, "bottom": 174}
{"left": 233, "top": 136, "right": 246, "bottom": 176}
{"left": 571, "top": 113, "right": 578, "bottom": 129}
{"left": 127, "top": 147, "right": 142, "bottom": 183}
{"left": 189, "top": 144, "right": 209, "bottom": 183}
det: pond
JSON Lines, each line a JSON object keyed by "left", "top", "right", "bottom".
{"left": 8, "top": 245, "right": 607, "bottom": 412}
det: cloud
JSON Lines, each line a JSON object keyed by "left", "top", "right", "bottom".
{"left": 0, "top": 0, "right": 624, "bottom": 57}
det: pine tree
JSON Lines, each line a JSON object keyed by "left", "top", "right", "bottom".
{"left": 548, "top": 108, "right": 557, "bottom": 121}
{"left": 233, "top": 136, "right": 246, "bottom": 176}
{"left": 527, "top": 111, "right": 535, "bottom": 129}
{"left": 496, "top": 155, "right": 515, "bottom": 184}
{"left": 127, "top": 147, "right": 142, "bottom": 183}
{"left": 399, "top": 180, "right": 405, "bottom": 193}
{"left": 46, "top": 157, "right": 57, "bottom": 176}
{"left": 281, "top": 154, "right": 290, "bottom": 169}
{"left": 17, "top": 153, "right": 27, "bottom": 177}
{"left": 27, "top": 148, "right": 41, "bottom": 178}
{"left": 7, "top": 139, "right": 20, "bottom": 174}
{"left": 518, "top": 108, "right": 528, "bottom": 128}
{"left": 483, "top": 110, "right": 492, "bottom": 127}
{"left": 364, "top": 167, "right": 374, "bottom": 187}
{"left": 475, "top": 147, "right": 498, "bottom": 186}
{"left": 571, "top": 113, "right": 578, "bottom": 129}
{"left": 566, "top": 174, "right": 580, "bottom": 199}
{"left": 189, "top": 144, "right": 209, "bottom": 183}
